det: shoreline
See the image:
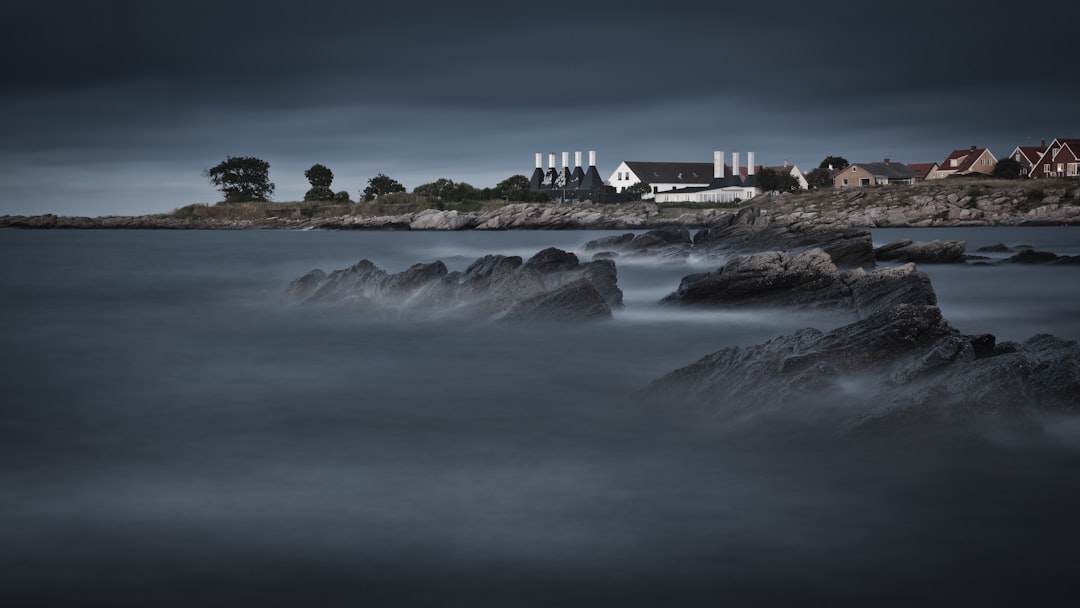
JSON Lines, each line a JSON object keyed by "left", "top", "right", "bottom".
{"left": 3, "top": 181, "right": 1079, "bottom": 231}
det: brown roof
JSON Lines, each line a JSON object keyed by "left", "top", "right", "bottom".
{"left": 906, "top": 163, "right": 937, "bottom": 179}
{"left": 940, "top": 147, "right": 991, "bottom": 173}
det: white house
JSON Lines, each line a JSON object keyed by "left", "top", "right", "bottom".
{"left": 652, "top": 151, "right": 762, "bottom": 204}
{"left": 608, "top": 161, "right": 713, "bottom": 197}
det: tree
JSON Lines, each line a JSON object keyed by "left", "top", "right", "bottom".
{"left": 755, "top": 168, "right": 801, "bottom": 193}
{"left": 304, "top": 164, "right": 334, "bottom": 188}
{"left": 204, "top": 156, "right": 274, "bottom": 202}
{"left": 492, "top": 174, "right": 540, "bottom": 201}
{"left": 819, "top": 156, "right": 849, "bottom": 170}
{"left": 805, "top": 167, "right": 834, "bottom": 189}
{"left": 624, "top": 181, "right": 652, "bottom": 200}
{"left": 992, "top": 157, "right": 1025, "bottom": 179}
{"left": 334, "top": 190, "right": 352, "bottom": 203}
{"left": 414, "top": 178, "right": 458, "bottom": 200}
{"left": 362, "top": 173, "right": 406, "bottom": 201}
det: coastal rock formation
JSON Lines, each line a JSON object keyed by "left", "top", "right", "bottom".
{"left": 284, "top": 247, "right": 622, "bottom": 322}
{"left": 874, "top": 239, "right": 967, "bottom": 264}
{"left": 690, "top": 206, "right": 876, "bottom": 267}
{"left": 659, "top": 248, "right": 935, "bottom": 317}
{"left": 582, "top": 226, "right": 693, "bottom": 260}
{"left": 647, "top": 268, "right": 1080, "bottom": 429}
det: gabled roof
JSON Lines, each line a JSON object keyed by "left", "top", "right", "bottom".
{"left": 940, "top": 147, "right": 994, "bottom": 173}
{"left": 853, "top": 162, "right": 917, "bottom": 179}
{"left": 624, "top": 162, "right": 714, "bottom": 184}
{"left": 907, "top": 163, "right": 938, "bottom": 180}
{"left": 1012, "top": 145, "right": 1047, "bottom": 165}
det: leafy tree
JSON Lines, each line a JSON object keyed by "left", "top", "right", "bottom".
{"left": 304, "top": 164, "right": 334, "bottom": 188}
{"left": 334, "top": 190, "right": 352, "bottom": 203}
{"left": 492, "top": 174, "right": 541, "bottom": 201}
{"left": 496, "top": 175, "right": 530, "bottom": 193}
{"left": 204, "top": 156, "right": 274, "bottom": 202}
{"left": 362, "top": 173, "right": 406, "bottom": 201}
{"left": 414, "top": 178, "right": 458, "bottom": 200}
{"left": 304, "top": 186, "right": 336, "bottom": 201}
{"left": 992, "top": 157, "right": 1024, "bottom": 179}
{"left": 805, "top": 167, "right": 835, "bottom": 189}
{"left": 819, "top": 155, "right": 849, "bottom": 170}
{"left": 624, "top": 181, "right": 652, "bottom": 199}
{"left": 755, "top": 168, "right": 800, "bottom": 192}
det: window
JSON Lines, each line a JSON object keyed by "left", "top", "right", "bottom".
{"left": 851, "top": 167, "right": 857, "bottom": 172}
{"left": 842, "top": 178, "right": 849, "bottom": 186}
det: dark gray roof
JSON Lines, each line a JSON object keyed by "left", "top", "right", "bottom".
{"left": 855, "top": 162, "right": 917, "bottom": 179}
{"left": 625, "top": 162, "right": 714, "bottom": 184}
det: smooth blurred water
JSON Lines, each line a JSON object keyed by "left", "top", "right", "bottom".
{"left": 2, "top": 227, "right": 1080, "bottom": 607}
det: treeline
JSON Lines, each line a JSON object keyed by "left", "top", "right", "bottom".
{"left": 203, "top": 156, "right": 548, "bottom": 204}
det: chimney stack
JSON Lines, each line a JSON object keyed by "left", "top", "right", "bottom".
{"left": 589, "top": 150, "right": 597, "bottom": 167}
{"left": 732, "top": 152, "right": 740, "bottom": 178}
{"left": 574, "top": 151, "right": 582, "bottom": 170}
{"left": 535, "top": 153, "right": 543, "bottom": 169}
{"left": 548, "top": 152, "right": 556, "bottom": 171}
{"left": 562, "top": 151, "right": 569, "bottom": 170}
{"left": 747, "top": 152, "right": 755, "bottom": 176}
{"left": 714, "top": 151, "right": 724, "bottom": 179}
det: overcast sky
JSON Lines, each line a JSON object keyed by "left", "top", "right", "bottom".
{"left": 1, "top": 1, "right": 1076, "bottom": 216}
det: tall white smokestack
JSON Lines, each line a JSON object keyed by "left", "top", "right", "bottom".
{"left": 574, "top": 151, "right": 582, "bottom": 170}
{"left": 714, "top": 151, "right": 724, "bottom": 179}
{"left": 548, "top": 152, "right": 556, "bottom": 171}
{"left": 562, "top": 151, "right": 569, "bottom": 170}
{"left": 747, "top": 152, "right": 755, "bottom": 176}
{"left": 589, "top": 150, "right": 596, "bottom": 167}
{"left": 535, "top": 153, "right": 543, "bottom": 169}
{"left": 732, "top": 152, "right": 740, "bottom": 178}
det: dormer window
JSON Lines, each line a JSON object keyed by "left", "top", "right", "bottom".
{"left": 951, "top": 158, "right": 959, "bottom": 167}
{"left": 851, "top": 167, "right": 857, "bottom": 172}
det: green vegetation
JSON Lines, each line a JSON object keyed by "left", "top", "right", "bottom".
{"left": 623, "top": 181, "right": 652, "bottom": 200}
{"left": 303, "top": 164, "right": 338, "bottom": 202}
{"left": 819, "top": 155, "right": 849, "bottom": 170}
{"left": 362, "top": 173, "right": 407, "bottom": 202}
{"left": 204, "top": 156, "right": 275, "bottom": 202}
{"left": 992, "top": 157, "right": 1024, "bottom": 179}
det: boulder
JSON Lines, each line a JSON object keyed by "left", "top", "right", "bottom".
{"left": 582, "top": 226, "right": 692, "bottom": 260}
{"left": 283, "top": 248, "right": 622, "bottom": 322}
{"left": 874, "top": 239, "right": 967, "bottom": 263}
{"left": 1009, "top": 249, "right": 1059, "bottom": 264}
{"left": 659, "top": 249, "right": 936, "bottom": 317}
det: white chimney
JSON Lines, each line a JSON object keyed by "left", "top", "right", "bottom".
{"left": 574, "top": 151, "right": 582, "bottom": 169}
{"left": 535, "top": 153, "right": 543, "bottom": 169}
{"left": 548, "top": 152, "right": 556, "bottom": 170}
{"left": 747, "top": 152, "right": 755, "bottom": 176}
{"left": 732, "top": 152, "right": 740, "bottom": 178}
{"left": 589, "top": 150, "right": 596, "bottom": 167}
{"left": 562, "top": 151, "right": 569, "bottom": 169}
{"left": 714, "top": 151, "right": 724, "bottom": 179}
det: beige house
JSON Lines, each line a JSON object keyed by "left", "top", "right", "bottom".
{"left": 928, "top": 146, "right": 997, "bottom": 179}
{"left": 834, "top": 160, "right": 916, "bottom": 188}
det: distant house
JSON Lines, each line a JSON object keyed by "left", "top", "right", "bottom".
{"left": 1029, "top": 138, "right": 1080, "bottom": 179}
{"left": 608, "top": 161, "right": 713, "bottom": 196}
{"left": 834, "top": 160, "right": 917, "bottom": 187}
{"left": 1008, "top": 141, "right": 1048, "bottom": 177}
{"left": 928, "top": 146, "right": 997, "bottom": 179}
{"left": 906, "top": 162, "right": 939, "bottom": 181}
{"left": 652, "top": 151, "right": 761, "bottom": 204}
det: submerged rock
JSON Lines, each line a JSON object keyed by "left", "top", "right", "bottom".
{"left": 582, "top": 226, "right": 692, "bottom": 260}
{"left": 283, "top": 248, "right": 622, "bottom": 322}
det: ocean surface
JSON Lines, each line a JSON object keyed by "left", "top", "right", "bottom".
{"left": 2, "top": 226, "right": 1080, "bottom": 606}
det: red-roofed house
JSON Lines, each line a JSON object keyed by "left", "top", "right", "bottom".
{"left": 928, "top": 146, "right": 997, "bottom": 179}
{"left": 906, "top": 163, "right": 938, "bottom": 181}
{"left": 1029, "top": 138, "right": 1080, "bottom": 179}
{"left": 1008, "top": 140, "right": 1048, "bottom": 177}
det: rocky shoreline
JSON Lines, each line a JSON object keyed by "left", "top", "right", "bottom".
{"left": 4, "top": 182, "right": 1079, "bottom": 231}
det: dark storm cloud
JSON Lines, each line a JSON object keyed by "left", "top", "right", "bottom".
{"left": 1, "top": 1, "right": 1076, "bottom": 215}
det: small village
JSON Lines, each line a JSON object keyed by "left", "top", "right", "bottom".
{"left": 529, "top": 138, "right": 1080, "bottom": 204}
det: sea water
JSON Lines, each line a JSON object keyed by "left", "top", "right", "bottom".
{"left": 2, "top": 227, "right": 1079, "bottom": 606}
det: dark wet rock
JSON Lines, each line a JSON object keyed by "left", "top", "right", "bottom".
{"left": 976, "top": 243, "right": 1012, "bottom": 253}
{"left": 1009, "top": 250, "right": 1059, "bottom": 264}
{"left": 659, "top": 249, "right": 935, "bottom": 317}
{"left": 875, "top": 239, "right": 967, "bottom": 263}
{"left": 582, "top": 226, "right": 692, "bottom": 260}
{"left": 691, "top": 206, "right": 875, "bottom": 267}
{"left": 284, "top": 248, "right": 621, "bottom": 322}
{"left": 645, "top": 302, "right": 1080, "bottom": 429}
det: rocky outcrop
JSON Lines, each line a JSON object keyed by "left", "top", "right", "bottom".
{"left": 690, "top": 206, "right": 876, "bottom": 267}
{"left": 582, "top": 226, "right": 693, "bottom": 260}
{"left": 874, "top": 239, "right": 967, "bottom": 263}
{"left": 284, "top": 247, "right": 622, "bottom": 322}
{"left": 646, "top": 268, "right": 1080, "bottom": 430}
{"left": 659, "top": 248, "right": 935, "bottom": 317}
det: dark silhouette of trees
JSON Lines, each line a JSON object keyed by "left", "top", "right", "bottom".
{"left": 819, "top": 156, "right": 849, "bottom": 170}
{"left": 204, "top": 156, "right": 274, "bottom": 202}
{"left": 362, "top": 173, "right": 407, "bottom": 201}
{"left": 805, "top": 167, "right": 835, "bottom": 189}
{"left": 303, "top": 163, "right": 336, "bottom": 201}
{"left": 755, "top": 168, "right": 801, "bottom": 192}
{"left": 624, "top": 181, "right": 652, "bottom": 200}
{"left": 992, "top": 157, "right": 1025, "bottom": 179}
